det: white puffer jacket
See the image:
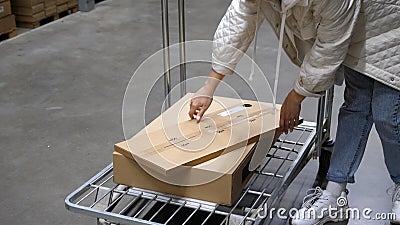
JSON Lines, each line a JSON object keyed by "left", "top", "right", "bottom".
{"left": 212, "top": 0, "right": 400, "bottom": 97}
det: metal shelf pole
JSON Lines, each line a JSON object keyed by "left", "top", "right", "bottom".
{"left": 314, "top": 94, "right": 326, "bottom": 158}
{"left": 178, "top": 0, "right": 187, "bottom": 97}
{"left": 161, "top": 0, "right": 171, "bottom": 108}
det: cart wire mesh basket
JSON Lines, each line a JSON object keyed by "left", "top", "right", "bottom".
{"left": 65, "top": 123, "right": 317, "bottom": 225}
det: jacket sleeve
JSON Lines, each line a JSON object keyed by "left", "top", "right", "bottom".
{"left": 294, "top": 0, "right": 360, "bottom": 97}
{"left": 212, "top": 0, "right": 264, "bottom": 75}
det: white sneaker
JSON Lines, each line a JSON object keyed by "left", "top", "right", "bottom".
{"left": 392, "top": 184, "right": 400, "bottom": 224}
{"left": 290, "top": 187, "right": 348, "bottom": 225}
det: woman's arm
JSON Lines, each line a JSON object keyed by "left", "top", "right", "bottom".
{"left": 212, "top": 0, "right": 263, "bottom": 75}
{"left": 280, "top": 0, "right": 360, "bottom": 133}
{"left": 190, "top": 0, "right": 263, "bottom": 122}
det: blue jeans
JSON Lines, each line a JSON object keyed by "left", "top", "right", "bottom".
{"left": 327, "top": 66, "right": 400, "bottom": 184}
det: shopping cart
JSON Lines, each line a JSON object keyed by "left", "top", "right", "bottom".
{"left": 65, "top": 1, "right": 335, "bottom": 224}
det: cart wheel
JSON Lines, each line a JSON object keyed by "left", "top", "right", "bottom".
{"left": 312, "top": 140, "right": 334, "bottom": 189}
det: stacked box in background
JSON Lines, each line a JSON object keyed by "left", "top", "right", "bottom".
{"left": 11, "top": 0, "right": 46, "bottom": 28}
{"left": 56, "top": 0, "right": 77, "bottom": 14}
{"left": 11, "top": 0, "right": 78, "bottom": 28}
{"left": 67, "top": 0, "right": 77, "bottom": 12}
{"left": 56, "top": 0, "right": 67, "bottom": 13}
{"left": 0, "top": 0, "right": 17, "bottom": 41}
{"left": 44, "top": 0, "right": 56, "bottom": 17}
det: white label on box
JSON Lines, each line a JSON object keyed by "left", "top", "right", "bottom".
{"left": 0, "top": 6, "right": 4, "bottom": 13}
{"left": 218, "top": 106, "right": 245, "bottom": 117}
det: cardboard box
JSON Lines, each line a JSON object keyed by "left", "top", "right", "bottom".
{"left": 11, "top": 0, "right": 44, "bottom": 7}
{"left": 0, "top": 0, "right": 11, "bottom": 19}
{"left": 45, "top": 5, "right": 55, "bottom": 16}
{"left": 12, "top": 3, "right": 44, "bottom": 16}
{"left": 56, "top": 0, "right": 68, "bottom": 5}
{"left": 67, "top": 0, "right": 77, "bottom": 8}
{"left": 113, "top": 141, "right": 259, "bottom": 206}
{"left": 0, "top": 14, "right": 16, "bottom": 34}
{"left": 56, "top": 2, "right": 67, "bottom": 12}
{"left": 15, "top": 11, "right": 45, "bottom": 22}
{"left": 116, "top": 94, "right": 281, "bottom": 175}
{"left": 114, "top": 94, "right": 281, "bottom": 205}
{"left": 44, "top": 0, "right": 55, "bottom": 7}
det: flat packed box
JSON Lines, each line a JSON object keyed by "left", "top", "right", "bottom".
{"left": 11, "top": 0, "right": 44, "bottom": 7}
{"left": 12, "top": 3, "right": 44, "bottom": 16}
{"left": 117, "top": 94, "right": 280, "bottom": 176}
{"left": 44, "top": 5, "right": 55, "bottom": 16}
{"left": 113, "top": 142, "right": 259, "bottom": 206}
{"left": 15, "top": 11, "right": 44, "bottom": 22}
{"left": 0, "top": 0, "right": 11, "bottom": 19}
{"left": 113, "top": 94, "right": 281, "bottom": 205}
{"left": 56, "top": 0, "right": 68, "bottom": 5}
{"left": 0, "top": 14, "right": 16, "bottom": 34}
{"left": 56, "top": 2, "right": 67, "bottom": 12}
{"left": 67, "top": 0, "right": 77, "bottom": 8}
{"left": 44, "top": 0, "right": 55, "bottom": 7}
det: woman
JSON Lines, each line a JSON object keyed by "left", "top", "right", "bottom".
{"left": 189, "top": 0, "right": 400, "bottom": 224}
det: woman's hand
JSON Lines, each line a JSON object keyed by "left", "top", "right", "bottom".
{"left": 280, "top": 89, "right": 305, "bottom": 134}
{"left": 189, "top": 86, "right": 214, "bottom": 122}
{"left": 189, "top": 69, "right": 225, "bottom": 122}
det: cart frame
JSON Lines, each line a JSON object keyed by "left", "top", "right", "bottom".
{"left": 65, "top": 1, "right": 335, "bottom": 224}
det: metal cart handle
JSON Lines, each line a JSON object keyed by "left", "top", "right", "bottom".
{"left": 162, "top": 0, "right": 187, "bottom": 108}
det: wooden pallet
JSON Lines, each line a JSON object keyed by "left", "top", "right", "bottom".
{"left": 0, "top": 29, "right": 17, "bottom": 42}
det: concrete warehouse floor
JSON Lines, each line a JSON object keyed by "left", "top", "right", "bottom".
{"left": 0, "top": 0, "right": 395, "bottom": 224}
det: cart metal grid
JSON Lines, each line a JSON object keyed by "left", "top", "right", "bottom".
{"left": 65, "top": 122, "right": 317, "bottom": 225}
